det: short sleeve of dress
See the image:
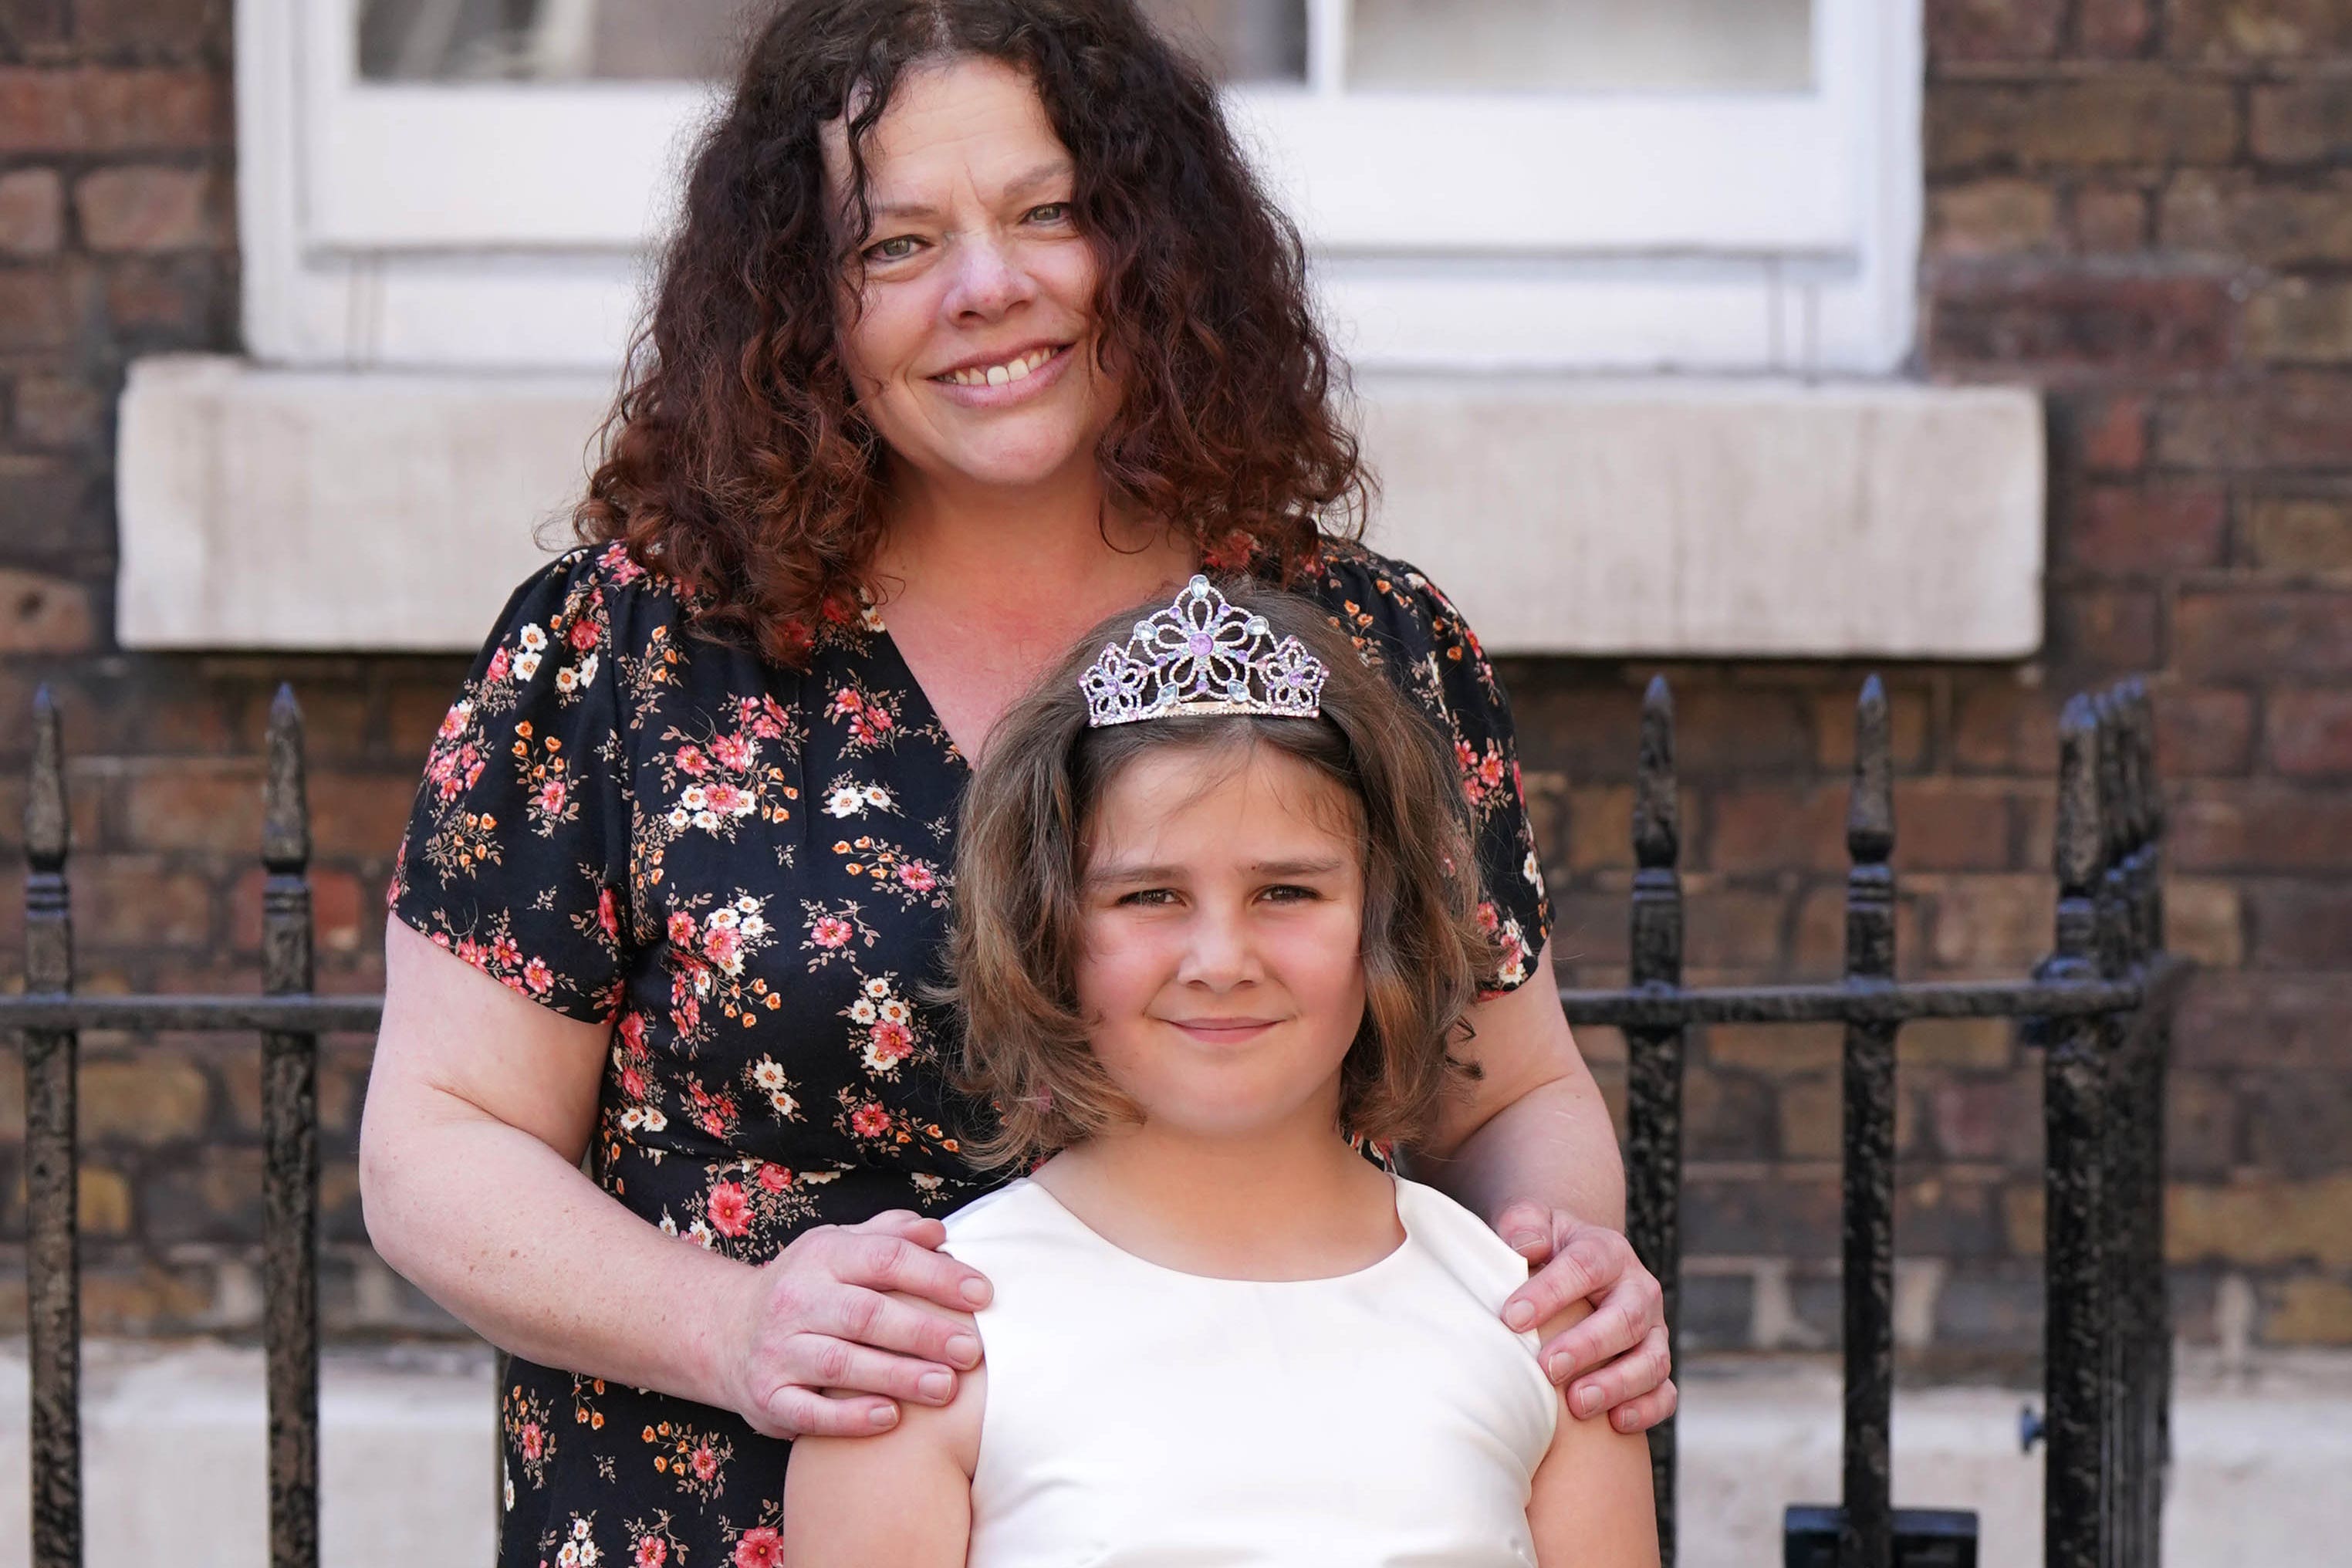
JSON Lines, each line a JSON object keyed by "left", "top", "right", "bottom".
{"left": 388, "top": 546, "right": 634, "bottom": 1024}
{"left": 1306, "top": 546, "right": 1553, "bottom": 993}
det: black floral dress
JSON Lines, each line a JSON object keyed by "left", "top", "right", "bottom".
{"left": 389, "top": 536, "right": 1553, "bottom": 1568}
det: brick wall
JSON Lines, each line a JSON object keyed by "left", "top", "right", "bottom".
{"left": 0, "top": 0, "right": 2347, "bottom": 1361}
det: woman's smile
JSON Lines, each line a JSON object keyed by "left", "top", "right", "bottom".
{"left": 928, "top": 340, "right": 1077, "bottom": 404}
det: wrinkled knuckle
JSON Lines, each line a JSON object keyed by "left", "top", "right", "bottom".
{"left": 862, "top": 1236, "right": 906, "bottom": 1282}
{"left": 843, "top": 1290, "right": 886, "bottom": 1343}
{"left": 812, "top": 1339, "right": 854, "bottom": 1385}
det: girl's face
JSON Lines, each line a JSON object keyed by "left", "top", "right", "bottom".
{"left": 1076, "top": 742, "right": 1369, "bottom": 1144}
{"left": 823, "top": 56, "right": 1117, "bottom": 500}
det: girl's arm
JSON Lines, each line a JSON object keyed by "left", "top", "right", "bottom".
{"left": 782, "top": 1326, "right": 984, "bottom": 1566}
{"left": 1527, "top": 1298, "right": 1662, "bottom": 1568}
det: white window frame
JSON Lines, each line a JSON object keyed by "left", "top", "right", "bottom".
{"left": 236, "top": 0, "right": 1921, "bottom": 374}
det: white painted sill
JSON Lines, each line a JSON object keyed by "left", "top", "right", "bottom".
{"left": 116, "top": 356, "right": 2043, "bottom": 659}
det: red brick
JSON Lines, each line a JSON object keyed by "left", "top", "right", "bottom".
{"left": 2243, "top": 1074, "right": 2352, "bottom": 1179}
{"left": 2155, "top": 686, "right": 2256, "bottom": 776}
{"left": 2160, "top": 172, "right": 2352, "bottom": 267}
{"left": 1685, "top": 888, "right": 1789, "bottom": 975}
{"left": 2177, "top": 589, "right": 2352, "bottom": 680}
{"left": 0, "top": 167, "right": 63, "bottom": 256}
{"left": 2165, "top": 1071, "right": 2242, "bottom": 1177}
{"left": 2252, "top": 79, "right": 2352, "bottom": 164}
{"left": 306, "top": 771, "right": 427, "bottom": 860}
{"left": 73, "top": 164, "right": 222, "bottom": 252}
{"left": 0, "top": 567, "right": 96, "bottom": 651}
{"left": 1926, "top": 874, "right": 2053, "bottom": 973}
{"left": 117, "top": 762, "right": 263, "bottom": 853}
{"left": 2049, "top": 585, "right": 2161, "bottom": 673}
{"left": 1928, "top": 269, "right": 2234, "bottom": 377}
{"left": 1952, "top": 679, "right": 2060, "bottom": 772}
{"left": 1813, "top": 684, "right": 1931, "bottom": 772}
{"left": 2066, "top": 394, "right": 2149, "bottom": 475}
{"left": 1892, "top": 780, "right": 2019, "bottom": 871}
{"left": 2069, "top": 183, "right": 2148, "bottom": 253}
{"left": 1929, "top": 178, "right": 2058, "bottom": 258}
{"left": 2171, "top": 0, "right": 2352, "bottom": 59}
{"left": 1684, "top": 1066, "right": 1778, "bottom": 1161}
{"left": 2171, "top": 782, "right": 2352, "bottom": 871}
{"left": 1927, "top": 0, "right": 2062, "bottom": 61}
{"left": 0, "top": 68, "right": 221, "bottom": 151}
{"left": 2077, "top": 0, "right": 2152, "bottom": 56}
{"left": 1671, "top": 688, "right": 1816, "bottom": 775}
{"left": 2168, "top": 876, "right": 2247, "bottom": 966}
{"left": 72, "top": 0, "right": 219, "bottom": 57}
{"left": 2063, "top": 483, "right": 2229, "bottom": 573}
{"left": 0, "top": 265, "right": 73, "bottom": 350}
{"left": 2250, "top": 282, "right": 2352, "bottom": 370}
{"left": 228, "top": 865, "right": 370, "bottom": 956}
{"left": 2176, "top": 971, "right": 2352, "bottom": 1068}
{"left": 2243, "top": 495, "right": 2352, "bottom": 571}
{"left": 1705, "top": 784, "right": 1847, "bottom": 873}
{"left": 1926, "top": 1076, "right": 2042, "bottom": 1164}
{"left": 1562, "top": 783, "right": 1635, "bottom": 873}
{"left": 2258, "top": 376, "right": 2352, "bottom": 468}
{"left": 2245, "top": 883, "right": 2352, "bottom": 970}
{"left": 12, "top": 373, "right": 105, "bottom": 448}
{"left": 101, "top": 255, "right": 228, "bottom": 334}
{"left": 1928, "top": 78, "right": 2239, "bottom": 173}
{"left": 2269, "top": 688, "right": 2352, "bottom": 778}
{"left": 73, "top": 855, "right": 215, "bottom": 948}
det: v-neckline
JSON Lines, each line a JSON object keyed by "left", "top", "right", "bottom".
{"left": 861, "top": 611, "right": 978, "bottom": 775}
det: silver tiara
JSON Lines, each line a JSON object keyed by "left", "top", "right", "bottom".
{"left": 1082, "top": 576, "right": 1329, "bottom": 728}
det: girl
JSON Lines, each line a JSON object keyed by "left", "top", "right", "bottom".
{"left": 781, "top": 578, "right": 1660, "bottom": 1566}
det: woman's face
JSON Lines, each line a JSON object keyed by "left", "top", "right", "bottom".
{"left": 825, "top": 57, "right": 1115, "bottom": 500}
{"left": 1076, "top": 743, "right": 1369, "bottom": 1144}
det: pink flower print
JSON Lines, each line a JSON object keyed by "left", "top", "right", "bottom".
{"left": 710, "top": 732, "right": 755, "bottom": 771}
{"left": 519, "top": 1421, "right": 546, "bottom": 1462}
{"left": 865, "top": 1022, "right": 914, "bottom": 1071}
{"left": 849, "top": 1102, "right": 891, "bottom": 1138}
{"left": 485, "top": 647, "right": 510, "bottom": 683}
{"left": 734, "top": 1529, "right": 782, "bottom": 1568}
{"left": 634, "top": 1539, "right": 667, "bottom": 1568}
{"left": 523, "top": 957, "right": 554, "bottom": 995}
{"left": 896, "top": 861, "right": 938, "bottom": 894}
{"left": 667, "top": 912, "right": 697, "bottom": 948}
{"left": 689, "top": 1442, "right": 720, "bottom": 1482}
{"left": 701, "top": 924, "right": 744, "bottom": 975}
{"left": 705, "top": 782, "right": 749, "bottom": 817}
{"left": 492, "top": 933, "right": 523, "bottom": 970}
{"left": 617, "top": 1012, "right": 646, "bottom": 1049}
{"left": 596, "top": 887, "right": 620, "bottom": 938}
{"left": 674, "top": 745, "right": 709, "bottom": 777}
{"left": 567, "top": 616, "right": 598, "bottom": 651}
{"left": 809, "top": 915, "right": 852, "bottom": 949}
{"left": 536, "top": 779, "right": 567, "bottom": 815}
{"left": 707, "top": 1181, "right": 751, "bottom": 1239}
{"left": 620, "top": 1065, "right": 647, "bottom": 1101}
{"left": 757, "top": 1164, "right": 792, "bottom": 1192}
{"left": 1475, "top": 901, "right": 1502, "bottom": 934}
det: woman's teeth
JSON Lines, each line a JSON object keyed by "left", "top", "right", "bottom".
{"left": 939, "top": 346, "right": 1058, "bottom": 387}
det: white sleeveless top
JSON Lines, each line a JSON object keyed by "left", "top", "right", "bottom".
{"left": 938, "top": 1175, "right": 1560, "bottom": 1567}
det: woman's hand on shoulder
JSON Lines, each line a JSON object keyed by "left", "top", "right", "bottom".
{"left": 1499, "top": 1201, "right": 1676, "bottom": 1434}
{"left": 710, "top": 1208, "right": 993, "bottom": 1440}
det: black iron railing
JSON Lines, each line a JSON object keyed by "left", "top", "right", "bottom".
{"left": 4, "top": 675, "right": 2178, "bottom": 1568}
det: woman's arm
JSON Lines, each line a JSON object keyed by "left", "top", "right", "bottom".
{"left": 360, "top": 917, "right": 990, "bottom": 1438}
{"left": 781, "top": 1321, "right": 983, "bottom": 1566}
{"left": 1526, "top": 1299, "right": 1661, "bottom": 1568}
{"left": 1407, "top": 941, "right": 1678, "bottom": 1433}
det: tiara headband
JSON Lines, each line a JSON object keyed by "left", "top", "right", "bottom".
{"left": 1081, "top": 576, "right": 1330, "bottom": 728}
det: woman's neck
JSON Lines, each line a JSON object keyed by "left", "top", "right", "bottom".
{"left": 1032, "top": 1116, "right": 1403, "bottom": 1282}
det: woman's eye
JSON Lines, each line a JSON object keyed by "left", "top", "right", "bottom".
{"left": 1027, "top": 202, "right": 1071, "bottom": 225}
{"left": 865, "top": 235, "right": 921, "bottom": 262}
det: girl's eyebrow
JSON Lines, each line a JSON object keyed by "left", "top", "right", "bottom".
{"left": 1086, "top": 856, "right": 1345, "bottom": 887}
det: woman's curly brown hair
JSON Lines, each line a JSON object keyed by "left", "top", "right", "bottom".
{"left": 573, "top": 0, "right": 1368, "bottom": 667}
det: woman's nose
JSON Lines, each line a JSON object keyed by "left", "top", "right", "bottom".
{"left": 943, "top": 231, "right": 1035, "bottom": 319}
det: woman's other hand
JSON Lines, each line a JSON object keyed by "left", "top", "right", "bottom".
{"left": 1499, "top": 1203, "right": 1675, "bottom": 1434}
{"left": 717, "top": 1209, "right": 995, "bottom": 1439}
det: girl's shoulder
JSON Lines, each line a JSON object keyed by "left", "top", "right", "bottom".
{"left": 1396, "top": 1178, "right": 1539, "bottom": 1324}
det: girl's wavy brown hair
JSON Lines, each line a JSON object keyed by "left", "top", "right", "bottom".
{"left": 946, "top": 586, "right": 1491, "bottom": 1169}
{"left": 573, "top": 0, "right": 1367, "bottom": 666}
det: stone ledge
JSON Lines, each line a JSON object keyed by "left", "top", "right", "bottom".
{"left": 5, "top": 1342, "right": 2339, "bottom": 1566}
{"left": 117, "top": 357, "right": 2044, "bottom": 657}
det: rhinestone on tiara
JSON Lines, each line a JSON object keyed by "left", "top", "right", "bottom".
{"left": 1082, "top": 576, "right": 1329, "bottom": 728}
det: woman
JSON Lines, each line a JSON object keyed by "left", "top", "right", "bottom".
{"left": 360, "top": 2, "right": 1673, "bottom": 1563}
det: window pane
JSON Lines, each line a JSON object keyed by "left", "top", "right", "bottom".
{"left": 1348, "top": 0, "right": 1814, "bottom": 93}
{"left": 357, "top": 0, "right": 1303, "bottom": 83}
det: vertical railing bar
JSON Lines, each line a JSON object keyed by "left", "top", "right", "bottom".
{"left": 2119, "top": 681, "right": 2165, "bottom": 1566}
{"left": 1838, "top": 675, "right": 1897, "bottom": 1568}
{"left": 23, "top": 688, "right": 82, "bottom": 1568}
{"left": 261, "top": 686, "right": 320, "bottom": 1568}
{"left": 2043, "top": 695, "right": 2108, "bottom": 1568}
{"left": 2128, "top": 682, "right": 2173, "bottom": 1565}
{"left": 2093, "top": 692, "right": 2134, "bottom": 1568}
{"left": 1625, "top": 675, "right": 1685, "bottom": 1566}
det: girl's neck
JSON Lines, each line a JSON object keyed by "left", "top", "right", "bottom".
{"left": 1032, "top": 1118, "right": 1403, "bottom": 1282}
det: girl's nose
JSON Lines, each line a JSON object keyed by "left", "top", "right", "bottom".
{"left": 1178, "top": 907, "right": 1262, "bottom": 990}
{"left": 944, "top": 231, "right": 1036, "bottom": 320}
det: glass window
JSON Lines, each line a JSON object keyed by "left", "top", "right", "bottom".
{"left": 357, "top": 0, "right": 1307, "bottom": 84}
{"left": 1349, "top": 0, "right": 1813, "bottom": 93}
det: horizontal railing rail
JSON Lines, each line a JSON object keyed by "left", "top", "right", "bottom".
{"left": 8, "top": 674, "right": 2177, "bottom": 1568}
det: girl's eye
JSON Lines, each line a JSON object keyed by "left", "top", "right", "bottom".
{"left": 865, "top": 235, "right": 922, "bottom": 262}
{"left": 1117, "top": 888, "right": 1178, "bottom": 907}
{"left": 1262, "top": 884, "right": 1318, "bottom": 904}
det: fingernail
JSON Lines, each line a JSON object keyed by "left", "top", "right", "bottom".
{"left": 961, "top": 1278, "right": 992, "bottom": 1307}
{"left": 1575, "top": 1387, "right": 1602, "bottom": 1419}
{"left": 1504, "top": 1301, "right": 1536, "bottom": 1331}
{"left": 948, "top": 1333, "right": 981, "bottom": 1367}
{"left": 869, "top": 1404, "right": 898, "bottom": 1428}
{"left": 918, "top": 1370, "right": 953, "bottom": 1402}
{"left": 1505, "top": 1232, "right": 1543, "bottom": 1255}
